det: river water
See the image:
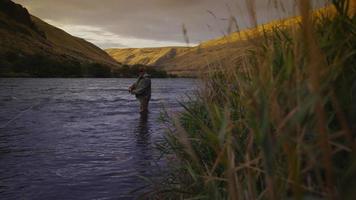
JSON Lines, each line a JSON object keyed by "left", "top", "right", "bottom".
{"left": 0, "top": 78, "right": 197, "bottom": 200}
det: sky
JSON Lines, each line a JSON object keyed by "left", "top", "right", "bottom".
{"left": 14, "top": 0, "right": 326, "bottom": 49}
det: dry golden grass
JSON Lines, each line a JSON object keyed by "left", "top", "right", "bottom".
{"left": 106, "top": 4, "right": 339, "bottom": 77}
{"left": 106, "top": 47, "right": 190, "bottom": 66}
{"left": 152, "top": 1, "right": 356, "bottom": 199}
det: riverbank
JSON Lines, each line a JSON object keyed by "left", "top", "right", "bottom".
{"left": 0, "top": 64, "right": 178, "bottom": 78}
{"left": 155, "top": 1, "right": 356, "bottom": 199}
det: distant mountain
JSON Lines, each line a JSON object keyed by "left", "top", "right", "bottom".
{"left": 0, "top": 0, "right": 121, "bottom": 77}
{"left": 106, "top": 5, "right": 338, "bottom": 77}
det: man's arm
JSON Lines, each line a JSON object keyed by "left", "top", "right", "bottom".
{"left": 129, "top": 82, "right": 137, "bottom": 93}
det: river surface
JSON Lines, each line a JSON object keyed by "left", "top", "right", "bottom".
{"left": 0, "top": 78, "right": 197, "bottom": 200}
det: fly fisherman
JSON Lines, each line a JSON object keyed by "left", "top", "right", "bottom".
{"left": 129, "top": 68, "right": 151, "bottom": 113}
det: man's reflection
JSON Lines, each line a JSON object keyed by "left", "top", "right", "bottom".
{"left": 136, "top": 113, "right": 149, "bottom": 143}
{"left": 134, "top": 112, "right": 152, "bottom": 175}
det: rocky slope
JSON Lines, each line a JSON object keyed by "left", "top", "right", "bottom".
{"left": 0, "top": 0, "right": 120, "bottom": 77}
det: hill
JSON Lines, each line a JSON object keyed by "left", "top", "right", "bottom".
{"left": 0, "top": 0, "right": 121, "bottom": 77}
{"left": 106, "top": 47, "right": 190, "bottom": 67}
{"left": 106, "top": 5, "right": 339, "bottom": 77}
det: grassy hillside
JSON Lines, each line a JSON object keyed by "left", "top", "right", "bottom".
{"left": 0, "top": 0, "right": 120, "bottom": 77}
{"left": 31, "top": 16, "right": 120, "bottom": 67}
{"left": 106, "top": 5, "right": 338, "bottom": 77}
{"left": 106, "top": 44, "right": 245, "bottom": 77}
{"left": 106, "top": 47, "right": 190, "bottom": 66}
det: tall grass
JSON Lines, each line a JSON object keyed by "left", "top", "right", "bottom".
{"left": 154, "top": 0, "right": 356, "bottom": 199}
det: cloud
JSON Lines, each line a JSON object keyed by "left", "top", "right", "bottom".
{"left": 14, "top": 0, "right": 326, "bottom": 48}
{"left": 44, "top": 19, "right": 190, "bottom": 48}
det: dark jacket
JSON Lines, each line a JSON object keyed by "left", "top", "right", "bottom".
{"left": 132, "top": 73, "right": 151, "bottom": 99}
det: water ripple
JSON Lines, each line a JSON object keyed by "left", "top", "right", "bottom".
{"left": 0, "top": 78, "right": 197, "bottom": 199}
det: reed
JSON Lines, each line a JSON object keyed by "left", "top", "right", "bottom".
{"left": 154, "top": 0, "right": 356, "bottom": 199}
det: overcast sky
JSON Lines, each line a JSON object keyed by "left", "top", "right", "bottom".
{"left": 13, "top": 0, "right": 326, "bottom": 49}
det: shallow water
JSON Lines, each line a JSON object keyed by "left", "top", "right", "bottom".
{"left": 0, "top": 78, "right": 197, "bottom": 200}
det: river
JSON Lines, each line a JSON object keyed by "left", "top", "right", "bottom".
{"left": 0, "top": 78, "right": 197, "bottom": 200}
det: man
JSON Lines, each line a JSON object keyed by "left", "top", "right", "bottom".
{"left": 129, "top": 68, "right": 151, "bottom": 113}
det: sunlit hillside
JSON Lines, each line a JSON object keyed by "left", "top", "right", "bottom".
{"left": 106, "top": 4, "right": 340, "bottom": 76}
{"left": 106, "top": 43, "right": 249, "bottom": 76}
{"left": 106, "top": 47, "right": 190, "bottom": 66}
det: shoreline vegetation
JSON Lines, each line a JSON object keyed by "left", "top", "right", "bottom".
{"left": 0, "top": 60, "right": 176, "bottom": 78}
{"left": 152, "top": 0, "right": 356, "bottom": 199}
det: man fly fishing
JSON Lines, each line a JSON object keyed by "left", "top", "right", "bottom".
{"left": 129, "top": 67, "right": 151, "bottom": 113}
